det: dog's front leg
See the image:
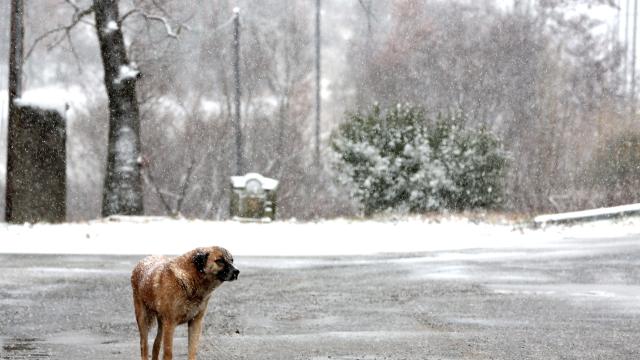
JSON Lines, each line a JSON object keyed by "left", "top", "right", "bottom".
{"left": 161, "top": 320, "right": 176, "bottom": 360}
{"left": 188, "top": 311, "right": 206, "bottom": 360}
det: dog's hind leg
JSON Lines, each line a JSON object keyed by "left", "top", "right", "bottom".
{"left": 152, "top": 317, "right": 163, "bottom": 360}
{"left": 134, "top": 301, "right": 151, "bottom": 360}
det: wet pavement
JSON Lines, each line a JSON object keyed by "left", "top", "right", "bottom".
{"left": 1, "top": 235, "right": 640, "bottom": 359}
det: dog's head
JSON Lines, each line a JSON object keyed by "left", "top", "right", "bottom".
{"left": 192, "top": 246, "right": 239, "bottom": 282}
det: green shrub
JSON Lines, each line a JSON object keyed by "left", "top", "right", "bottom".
{"left": 331, "top": 104, "right": 507, "bottom": 216}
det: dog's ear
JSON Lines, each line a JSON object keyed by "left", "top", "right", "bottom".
{"left": 192, "top": 251, "right": 209, "bottom": 273}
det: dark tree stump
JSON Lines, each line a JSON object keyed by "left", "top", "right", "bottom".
{"left": 5, "top": 105, "right": 66, "bottom": 223}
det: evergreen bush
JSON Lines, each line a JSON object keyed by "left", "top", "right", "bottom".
{"left": 331, "top": 104, "right": 507, "bottom": 216}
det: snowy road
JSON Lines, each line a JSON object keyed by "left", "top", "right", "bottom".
{"left": 1, "top": 223, "right": 640, "bottom": 359}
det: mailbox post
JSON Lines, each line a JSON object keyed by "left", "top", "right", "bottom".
{"left": 230, "top": 173, "right": 278, "bottom": 221}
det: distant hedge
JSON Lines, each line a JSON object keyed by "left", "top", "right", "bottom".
{"left": 331, "top": 104, "right": 507, "bottom": 216}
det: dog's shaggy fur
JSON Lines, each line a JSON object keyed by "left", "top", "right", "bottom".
{"left": 131, "top": 246, "right": 239, "bottom": 360}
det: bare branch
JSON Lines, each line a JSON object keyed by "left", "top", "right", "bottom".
{"left": 141, "top": 164, "right": 176, "bottom": 216}
{"left": 64, "top": 0, "right": 80, "bottom": 12}
{"left": 357, "top": 0, "right": 378, "bottom": 22}
{"left": 175, "top": 156, "right": 197, "bottom": 214}
{"left": 119, "top": 9, "right": 138, "bottom": 24}
{"left": 65, "top": 31, "right": 85, "bottom": 73}
{"left": 119, "top": 9, "right": 184, "bottom": 39}
{"left": 151, "top": 0, "right": 172, "bottom": 19}
{"left": 25, "top": 5, "right": 94, "bottom": 61}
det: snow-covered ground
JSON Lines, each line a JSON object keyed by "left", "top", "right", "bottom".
{"left": 1, "top": 215, "right": 639, "bottom": 256}
{"left": 2, "top": 215, "right": 640, "bottom": 359}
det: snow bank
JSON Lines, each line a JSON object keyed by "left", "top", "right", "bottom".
{"left": 1, "top": 216, "right": 639, "bottom": 257}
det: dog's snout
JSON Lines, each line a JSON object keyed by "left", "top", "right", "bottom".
{"left": 230, "top": 268, "right": 239, "bottom": 281}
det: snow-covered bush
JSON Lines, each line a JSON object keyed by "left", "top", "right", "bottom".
{"left": 331, "top": 105, "right": 507, "bottom": 216}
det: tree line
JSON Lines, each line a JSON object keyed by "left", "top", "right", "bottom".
{"left": 1, "top": 0, "right": 637, "bottom": 220}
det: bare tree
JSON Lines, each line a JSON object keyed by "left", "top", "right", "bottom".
{"left": 93, "top": 0, "right": 144, "bottom": 216}
{"left": 21, "top": 0, "right": 192, "bottom": 218}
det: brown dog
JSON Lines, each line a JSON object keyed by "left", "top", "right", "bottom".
{"left": 131, "top": 246, "right": 239, "bottom": 360}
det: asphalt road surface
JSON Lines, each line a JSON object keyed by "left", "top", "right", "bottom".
{"left": 1, "top": 235, "right": 640, "bottom": 359}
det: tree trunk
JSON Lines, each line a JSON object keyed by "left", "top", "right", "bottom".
{"left": 94, "top": 0, "right": 144, "bottom": 217}
{"left": 633, "top": 0, "right": 638, "bottom": 117}
{"left": 314, "top": 0, "right": 322, "bottom": 166}
{"left": 233, "top": 9, "right": 243, "bottom": 175}
{"left": 5, "top": 0, "right": 24, "bottom": 221}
